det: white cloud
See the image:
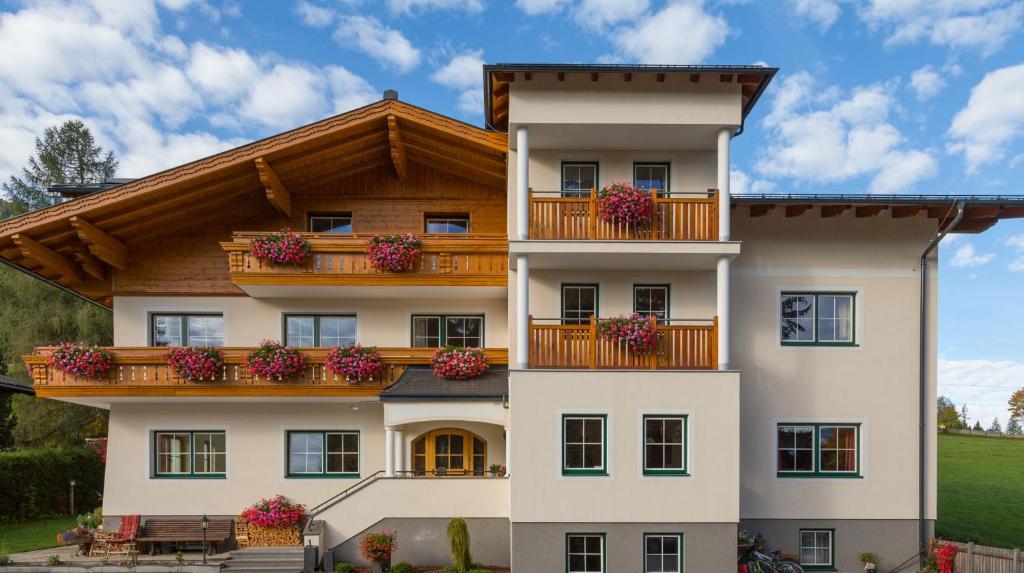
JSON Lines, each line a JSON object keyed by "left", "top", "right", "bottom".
{"left": 1004, "top": 233, "right": 1024, "bottom": 271}
{"left": 238, "top": 64, "right": 328, "bottom": 130}
{"left": 515, "top": 0, "right": 570, "bottom": 14}
{"left": 432, "top": 50, "right": 486, "bottom": 116}
{"left": 939, "top": 358, "right": 1024, "bottom": 427}
{"left": 860, "top": 0, "right": 1024, "bottom": 55}
{"left": 185, "top": 43, "right": 260, "bottom": 103}
{"left": 295, "top": 1, "right": 335, "bottom": 27}
{"left": 730, "top": 169, "right": 776, "bottom": 195}
{"left": 387, "top": 0, "right": 485, "bottom": 14}
{"left": 947, "top": 64, "right": 1024, "bottom": 172}
{"left": 909, "top": 65, "right": 946, "bottom": 100}
{"left": 789, "top": 0, "right": 840, "bottom": 30}
{"left": 950, "top": 243, "right": 995, "bottom": 267}
{"left": 609, "top": 1, "right": 727, "bottom": 64}
{"left": 754, "top": 72, "right": 937, "bottom": 194}
{"left": 577, "top": 0, "right": 650, "bottom": 30}
{"left": 327, "top": 65, "right": 379, "bottom": 113}
{"left": 334, "top": 15, "right": 421, "bottom": 73}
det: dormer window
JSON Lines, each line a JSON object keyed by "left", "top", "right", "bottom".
{"left": 309, "top": 213, "right": 353, "bottom": 234}
{"left": 425, "top": 215, "right": 469, "bottom": 234}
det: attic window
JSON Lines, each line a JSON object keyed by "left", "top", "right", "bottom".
{"left": 309, "top": 214, "right": 353, "bottom": 234}
{"left": 425, "top": 215, "right": 469, "bottom": 234}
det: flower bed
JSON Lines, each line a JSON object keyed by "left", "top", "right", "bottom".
{"left": 167, "top": 347, "right": 224, "bottom": 381}
{"left": 250, "top": 229, "right": 311, "bottom": 265}
{"left": 366, "top": 233, "right": 423, "bottom": 272}
{"left": 49, "top": 342, "right": 113, "bottom": 379}
{"left": 245, "top": 341, "right": 307, "bottom": 381}
{"left": 597, "top": 182, "right": 654, "bottom": 225}
{"left": 432, "top": 346, "right": 489, "bottom": 380}
{"left": 597, "top": 313, "right": 658, "bottom": 352}
{"left": 360, "top": 530, "right": 398, "bottom": 568}
{"left": 240, "top": 495, "right": 305, "bottom": 547}
{"left": 325, "top": 344, "right": 384, "bottom": 382}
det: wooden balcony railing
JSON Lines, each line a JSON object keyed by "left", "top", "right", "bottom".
{"left": 24, "top": 347, "right": 509, "bottom": 397}
{"left": 528, "top": 315, "right": 717, "bottom": 370}
{"left": 528, "top": 189, "right": 719, "bottom": 241}
{"left": 222, "top": 233, "right": 508, "bottom": 287}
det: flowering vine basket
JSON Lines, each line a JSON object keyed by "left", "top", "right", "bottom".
{"left": 49, "top": 343, "right": 114, "bottom": 379}
{"left": 240, "top": 495, "right": 306, "bottom": 547}
{"left": 360, "top": 529, "right": 398, "bottom": 568}
{"left": 244, "top": 340, "right": 307, "bottom": 381}
{"left": 597, "top": 182, "right": 654, "bottom": 225}
{"left": 366, "top": 233, "right": 423, "bottom": 272}
{"left": 597, "top": 313, "right": 658, "bottom": 352}
{"left": 432, "top": 345, "right": 489, "bottom": 380}
{"left": 324, "top": 344, "right": 384, "bottom": 383}
{"left": 166, "top": 347, "right": 224, "bottom": 382}
{"left": 250, "top": 229, "right": 311, "bottom": 266}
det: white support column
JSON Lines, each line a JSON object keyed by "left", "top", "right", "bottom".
{"left": 504, "top": 425, "right": 512, "bottom": 476}
{"left": 516, "top": 126, "right": 530, "bottom": 240}
{"left": 394, "top": 429, "right": 405, "bottom": 475}
{"left": 717, "top": 127, "right": 732, "bottom": 241}
{"left": 384, "top": 426, "right": 395, "bottom": 477}
{"left": 716, "top": 256, "right": 730, "bottom": 370}
{"left": 516, "top": 254, "right": 530, "bottom": 369}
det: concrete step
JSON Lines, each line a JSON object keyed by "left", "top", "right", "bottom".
{"left": 221, "top": 568, "right": 302, "bottom": 573}
{"left": 224, "top": 547, "right": 305, "bottom": 571}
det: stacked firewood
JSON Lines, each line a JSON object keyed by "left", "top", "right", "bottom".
{"left": 246, "top": 523, "right": 302, "bottom": 547}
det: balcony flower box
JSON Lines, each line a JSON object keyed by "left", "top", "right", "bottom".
{"left": 240, "top": 495, "right": 305, "bottom": 547}
{"left": 49, "top": 343, "right": 113, "bottom": 380}
{"left": 432, "top": 345, "right": 488, "bottom": 380}
{"left": 245, "top": 341, "right": 307, "bottom": 381}
{"left": 167, "top": 347, "right": 224, "bottom": 382}
{"left": 366, "top": 233, "right": 423, "bottom": 273}
{"left": 597, "top": 182, "right": 654, "bottom": 225}
{"left": 250, "top": 229, "right": 311, "bottom": 266}
{"left": 325, "top": 344, "right": 384, "bottom": 383}
{"left": 597, "top": 313, "right": 658, "bottom": 352}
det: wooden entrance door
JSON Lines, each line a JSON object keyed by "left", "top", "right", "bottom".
{"left": 412, "top": 428, "right": 487, "bottom": 476}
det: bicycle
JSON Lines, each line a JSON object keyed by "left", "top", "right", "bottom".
{"left": 745, "top": 548, "right": 804, "bottom": 573}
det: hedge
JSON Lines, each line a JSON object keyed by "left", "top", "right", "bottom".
{"left": 0, "top": 447, "right": 104, "bottom": 521}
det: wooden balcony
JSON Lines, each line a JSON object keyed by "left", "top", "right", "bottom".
{"left": 25, "top": 347, "right": 509, "bottom": 398}
{"left": 528, "top": 189, "right": 719, "bottom": 241}
{"left": 528, "top": 316, "right": 717, "bottom": 370}
{"left": 222, "top": 233, "right": 508, "bottom": 287}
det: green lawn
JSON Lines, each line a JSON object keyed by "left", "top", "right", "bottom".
{"left": 937, "top": 433, "right": 1024, "bottom": 548}
{"left": 0, "top": 516, "right": 77, "bottom": 554}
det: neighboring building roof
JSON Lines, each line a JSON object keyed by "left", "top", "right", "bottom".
{"left": 484, "top": 63, "right": 778, "bottom": 132}
{"left": 48, "top": 178, "right": 136, "bottom": 199}
{"left": 0, "top": 374, "right": 35, "bottom": 396}
{"left": 379, "top": 366, "right": 509, "bottom": 401}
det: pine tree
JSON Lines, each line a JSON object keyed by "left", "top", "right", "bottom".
{"left": 972, "top": 420, "right": 983, "bottom": 431}
{"left": 959, "top": 404, "right": 969, "bottom": 428}
{"left": 988, "top": 418, "right": 1002, "bottom": 433}
{"left": 1006, "top": 417, "right": 1023, "bottom": 436}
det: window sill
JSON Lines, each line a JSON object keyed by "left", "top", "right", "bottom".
{"left": 777, "top": 473, "right": 862, "bottom": 479}
{"left": 643, "top": 470, "right": 689, "bottom": 477}
{"left": 781, "top": 342, "right": 858, "bottom": 348}
{"left": 285, "top": 473, "right": 360, "bottom": 479}
{"left": 562, "top": 469, "right": 609, "bottom": 477}
{"left": 802, "top": 566, "right": 837, "bottom": 571}
{"left": 152, "top": 475, "right": 227, "bottom": 479}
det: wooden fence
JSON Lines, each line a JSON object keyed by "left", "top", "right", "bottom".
{"left": 943, "top": 541, "right": 1023, "bottom": 573}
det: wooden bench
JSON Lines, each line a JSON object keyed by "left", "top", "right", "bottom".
{"left": 136, "top": 519, "right": 233, "bottom": 555}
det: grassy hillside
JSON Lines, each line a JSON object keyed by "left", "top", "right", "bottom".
{"left": 937, "top": 433, "right": 1024, "bottom": 548}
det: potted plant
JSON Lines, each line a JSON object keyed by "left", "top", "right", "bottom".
{"left": 360, "top": 529, "right": 398, "bottom": 572}
{"left": 240, "top": 495, "right": 306, "bottom": 547}
{"left": 935, "top": 543, "right": 957, "bottom": 573}
{"left": 325, "top": 344, "right": 384, "bottom": 383}
{"left": 245, "top": 340, "right": 307, "bottom": 381}
{"left": 597, "top": 181, "right": 654, "bottom": 225}
{"left": 250, "top": 229, "right": 311, "bottom": 265}
{"left": 432, "top": 345, "right": 488, "bottom": 380}
{"left": 597, "top": 313, "right": 658, "bottom": 352}
{"left": 49, "top": 342, "right": 114, "bottom": 379}
{"left": 489, "top": 463, "right": 507, "bottom": 477}
{"left": 167, "top": 346, "right": 224, "bottom": 382}
{"left": 366, "top": 233, "right": 423, "bottom": 273}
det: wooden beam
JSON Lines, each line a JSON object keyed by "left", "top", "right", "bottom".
{"left": 69, "top": 216, "right": 128, "bottom": 269}
{"left": 656, "top": 73, "right": 666, "bottom": 83}
{"left": 557, "top": 72, "right": 565, "bottom": 81}
{"left": 12, "top": 234, "right": 83, "bottom": 282}
{"left": 590, "top": 72, "right": 599, "bottom": 82}
{"left": 749, "top": 204, "right": 774, "bottom": 217}
{"left": 524, "top": 72, "right": 533, "bottom": 81}
{"left": 254, "top": 157, "right": 291, "bottom": 218}
{"left": 855, "top": 205, "right": 886, "bottom": 218}
{"left": 72, "top": 248, "right": 106, "bottom": 280}
{"left": 785, "top": 204, "right": 812, "bottom": 217}
{"left": 821, "top": 205, "right": 849, "bottom": 218}
{"left": 689, "top": 73, "right": 700, "bottom": 83}
{"left": 624, "top": 72, "right": 632, "bottom": 82}
{"left": 720, "top": 74, "right": 734, "bottom": 83}
{"left": 891, "top": 205, "right": 924, "bottom": 218}
{"left": 386, "top": 115, "right": 408, "bottom": 182}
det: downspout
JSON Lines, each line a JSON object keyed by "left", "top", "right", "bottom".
{"left": 918, "top": 201, "right": 964, "bottom": 567}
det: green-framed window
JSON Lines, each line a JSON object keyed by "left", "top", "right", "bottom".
{"left": 286, "top": 430, "right": 360, "bottom": 478}
{"left": 562, "top": 414, "right": 607, "bottom": 476}
{"left": 153, "top": 431, "right": 226, "bottom": 478}
{"left": 633, "top": 162, "right": 670, "bottom": 197}
{"left": 643, "top": 415, "right": 687, "bottom": 476}
{"left": 151, "top": 314, "right": 224, "bottom": 347}
{"left": 561, "top": 161, "right": 599, "bottom": 198}
{"left": 566, "top": 533, "right": 605, "bottom": 573}
{"left": 777, "top": 423, "right": 860, "bottom": 478}
{"left": 284, "top": 314, "right": 356, "bottom": 347}
{"left": 780, "top": 292, "right": 855, "bottom": 346}
{"left": 411, "top": 314, "right": 484, "bottom": 347}
{"left": 799, "top": 529, "right": 835, "bottom": 570}
{"left": 644, "top": 533, "right": 683, "bottom": 572}
{"left": 634, "top": 284, "right": 670, "bottom": 323}
{"left": 562, "top": 284, "right": 598, "bottom": 325}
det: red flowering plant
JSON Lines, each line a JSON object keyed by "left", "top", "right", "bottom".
{"left": 432, "top": 345, "right": 489, "bottom": 380}
{"left": 49, "top": 342, "right": 113, "bottom": 379}
{"left": 366, "top": 233, "right": 423, "bottom": 273}
{"left": 250, "top": 229, "right": 311, "bottom": 266}
{"left": 240, "top": 495, "right": 306, "bottom": 528}
{"left": 934, "top": 542, "right": 957, "bottom": 573}
{"left": 359, "top": 530, "right": 398, "bottom": 566}
{"left": 597, "top": 313, "right": 659, "bottom": 352}
{"left": 597, "top": 181, "right": 654, "bottom": 225}
{"left": 325, "top": 344, "right": 384, "bottom": 383}
{"left": 245, "top": 340, "right": 307, "bottom": 381}
{"left": 167, "top": 347, "right": 224, "bottom": 382}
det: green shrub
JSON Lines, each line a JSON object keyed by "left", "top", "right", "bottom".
{"left": 334, "top": 563, "right": 356, "bottom": 573}
{"left": 391, "top": 562, "right": 414, "bottom": 573}
{"left": 0, "top": 448, "right": 104, "bottom": 521}
{"left": 47, "top": 555, "right": 61, "bottom": 566}
{"left": 447, "top": 517, "right": 472, "bottom": 573}
{"left": 468, "top": 569, "right": 489, "bottom": 573}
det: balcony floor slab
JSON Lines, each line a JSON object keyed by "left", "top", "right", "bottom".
{"left": 509, "top": 240, "right": 740, "bottom": 270}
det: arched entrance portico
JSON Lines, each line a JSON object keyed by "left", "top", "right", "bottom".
{"left": 411, "top": 428, "right": 488, "bottom": 476}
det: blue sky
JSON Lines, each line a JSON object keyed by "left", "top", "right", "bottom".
{"left": 0, "top": 0, "right": 1022, "bottom": 425}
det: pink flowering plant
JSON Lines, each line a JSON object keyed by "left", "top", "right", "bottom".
{"left": 432, "top": 345, "right": 489, "bottom": 380}
{"left": 244, "top": 340, "right": 307, "bottom": 381}
{"left": 366, "top": 233, "right": 423, "bottom": 272}
{"left": 597, "top": 181, "right": 654, "bottom": 225}
{"left": 240, "top": 495, "right": 306, "bottom": 528}
{"left": 324, "top": 344, "right": 384, "bottom": 383}
{"left": 250, "top": 229, "right": 311, "bottom": 266}
{"left": 166, "top": 347, "right": 224, "bottom": 382}
{"left": 597, "top": 313, "right": 659, "bottom": 352}
{"left": 359, "top": 530, "right": 398, "bottom": 565}
{"left": 49, "top": 342, "right": 113, "bottom": 379}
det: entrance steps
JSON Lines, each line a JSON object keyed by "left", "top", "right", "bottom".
{"left": 223, "top": 547, "right": 305, "bottom": 573}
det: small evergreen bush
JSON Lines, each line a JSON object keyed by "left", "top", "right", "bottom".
{"left": 391, "top": 562, "right": 414, "bottom": 573}
{"left": 447, "top": 517, "right": 472, "bottom": 573}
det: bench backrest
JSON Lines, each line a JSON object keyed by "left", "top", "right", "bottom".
{"left": 141, "top": 519, "right": 233, "bottom": 539}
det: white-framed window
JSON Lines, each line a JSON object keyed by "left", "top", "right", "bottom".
{"left": 780, "top": 292, "right": 855, "bottom": 345}
{"left": 644, "top": 533, "right": 683, "bottom": 572}
{"left": 562, "top": 284, "right": 598, "bottom": 325}
{"left": 567, "top": 533, "right": 605, "bottom": 573}
{"left": 309, "top": 214, "right": 352, "bottom": 233}
{"left": 425, "top": 215, "right": 469, "bottom": 234}
{"left": 643, "top": 415, "right": 687, "bottom": 476}
{"left": 154, "top": 431, "right": 226, "bottom": 478}
{"left": 777, "top": 423, "right": 860, "bottom": 477}
{"left": 151, "top": 314, "right": 224, "bottom": 347}
{"left": 634, "top": 285, "right": 670, "bottom": 323}
{"left": 284, "top": 315, "right": 356, "bottom": 347}
{"left": 563, "top": 415, "right": 607, "bottom": 476}
{"left": 799, "top": 529, "right": 834, "bottom": 570}
{"left": 286, "top": 430, "right": 360, "bottom": 478}
{"left": 633, "top": 162, "right": 670, "bottom": 197}
{"left": 562, "top": 162, "right": 598, "bottom": 198}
